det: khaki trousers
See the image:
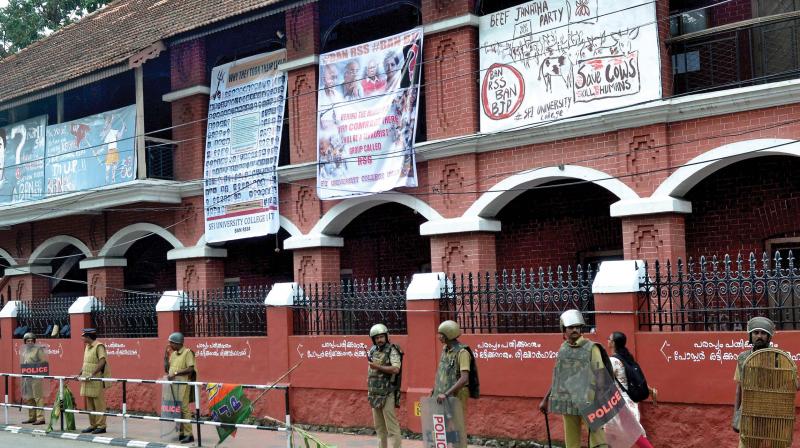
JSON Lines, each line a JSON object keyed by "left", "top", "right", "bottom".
{"left": 563, "top": 414, "right": 607, "bottom": 448}
{"left": 179, "top": 398, "right": 193, "bottom": 437}
{"left": 25, "top": 397, "right": 43, "bottom": 421}
{"left": 371, "top": 393, "right": 401, "bottom": 448}
{"left": 85, "top": 394, "right": 107, "bottom": 429}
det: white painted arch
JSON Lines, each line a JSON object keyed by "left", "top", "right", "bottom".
{"left": 0, "top": 248, "right": 16, "bottom": 266}
{"left": 99, "top": 223, "right": 184, "bottom": 257}
{"left": 310, "top": 193, "right": 444, "bottom": 235}
{"left": 654, "top": 138, "right": 800, "bottom": 198}
{"left": 464, "top": 165, "right": 640, "bottom": 218}
{"left": 193, "top": 215, "right": 303, "bottom": 246}
{"left": 29, "top": 235, "right": 93, "bottom": 264}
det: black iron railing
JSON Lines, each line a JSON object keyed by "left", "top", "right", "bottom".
{"left": 146, "top": 141, "right": 175, "bottom": 180}
{"left": 180, "top": 286, "right": 269, "bottom": 337}
{"left": 92, "top": 293, "right": 160, "bottom": 338}
{"left": 671, "top": 16, "right": 800, "bottom": 95}
{"left": 15, "top": 296, "right": 76, "bottom": 338}
{"left": 293, "top": 277, "right": 408, "bottom": 335}
{"left": 639, "top": 252, "right": 800, "bottom": 331}
{"left": 441, "top": 267, "right": 596, "bottom": 334}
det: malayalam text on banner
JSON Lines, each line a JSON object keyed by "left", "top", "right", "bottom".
{"left": 204, "top": 50, "right": 287, "bottom": 243}
{"left": 479, "top": 0, "right": 661, "bottom": 132}
{"left": 316, "top": 27, "right": 423, "bottom": 200}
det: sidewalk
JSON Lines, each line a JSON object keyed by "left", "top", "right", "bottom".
{"left": 1, "top": 408, "right": 490, "bottom": 447}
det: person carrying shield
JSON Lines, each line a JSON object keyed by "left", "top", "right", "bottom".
{"left": 733, "top": 316, "right": 799, "bottom": 447}
{"left": 20, "top": 332, "right": 46, "bottom": 425}
{"left": 433, "top": 320, "right": 476, "bottom": 448}
{"left": 367, "top": 323, "right": 403, "bottom": 448}
{"left": 76, "top": 328, "right": 109, "bottom": 434}
{"left": 166, "top": 332, "right": 197, "bottom": 444}
{"left": 539, "top": 310, "right": 609, "bottom": 448}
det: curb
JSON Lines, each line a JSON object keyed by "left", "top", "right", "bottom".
{"left": 0, "top": 424, "right": 189, "bottom": 447}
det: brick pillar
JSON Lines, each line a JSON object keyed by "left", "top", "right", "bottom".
{"left": 285, "top": 2, "right": 320, "bottom": 165}
{"left": 85, "top": 267, "right": 125, "bottom": 298}
{"left": 0, "top": 301, "right": 19, "bottom": 400}
{"left": 622, "top": 214, "right": 687, "bottom": 265}
{"left": 175, "top": 258, "right": 225, "bottom": 292}
{"left": 170, "top": 38, "right": 208, "bottom": 181}
{"left": 404, "top": 273, "right": 446, "bottom": 433}
{"left": 422, "top": 0, "right": 479, "bottom": 140}
{"left": 657, "top": 0, "right": 673, "bottom": 98}
{"left": 5, "top": 269, "right": 51, "bottom": 300}
{"left": 292, "top": 247, "right": 341, "bottom": 285}
{"left": 591, "top": 260, "right": 645, "bottom": 363}
{"left": 264, "top": 284, "right": 297, "bottom": 420}
{"left": 68, "top": 297, "right": 97, "bottom": 409}
{"left": 430, "top": 232, "right": 497, "bottom": 275}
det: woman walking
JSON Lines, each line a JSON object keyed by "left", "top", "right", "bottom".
{"left": 607, "top": 332, "right": 657, "bottom": 448}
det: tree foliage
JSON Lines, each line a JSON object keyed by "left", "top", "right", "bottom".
{"left": 0, "top": 0, "right": 108, "bottom": 57}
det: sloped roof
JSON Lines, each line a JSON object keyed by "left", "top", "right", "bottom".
{"left": 0, "top": 0, "right": 287, "bottom": 105}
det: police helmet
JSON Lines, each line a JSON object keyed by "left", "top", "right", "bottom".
{"left": 438, "top": 320, "right": 461, "bottom": 341}
{"left": 22, "top": 332, "right": 36, "bottom": 342}
{"left": 747, "top": 316, "right": 775, "bottom": 344}
{"left": 559, "top": 309, "right": 586, "bottom": 333}
{"left": 168, "top": 332, "right": 185, "bottom": 345}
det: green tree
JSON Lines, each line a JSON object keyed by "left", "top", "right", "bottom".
{"left": 0, "top": 0, "right": 108, "bottom": 56}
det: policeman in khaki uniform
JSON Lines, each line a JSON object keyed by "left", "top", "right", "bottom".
{"left": 166, "top": 332, "right": 197, "bottom": 444}
{"left": 20, "top": 332, "right": 46, "bottom": 425}
{"left": 367, "top": 324, "right": 402, "bottom": 448}
{"left": 540, "top": 310, "right": 608, "bottom": 448}
{"left": 77, "top": 328, "right": 109, "bottom": 434}
{"left": 433, "top": 320, "right": 471, "bottom": 448}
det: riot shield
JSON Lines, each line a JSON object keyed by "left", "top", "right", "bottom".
{"left": 160, "top": 378, "right": 183, "bottom": 441}
{"left": 420, "top": 396, "right": 465, "bottom": 448}
{"left": 740, "top": 348, "right": 797, "bottom": 448}
{"left": 20, "top": 343, "right": 48, "bottom": 401}
{"left": 603, "top": 398, "right": 645, "bottom": 448}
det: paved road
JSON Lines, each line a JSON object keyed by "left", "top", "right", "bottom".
{"left": 0, "top": 431, "right": 97, "bottom": 447}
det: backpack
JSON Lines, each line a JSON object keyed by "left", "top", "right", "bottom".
{"left": 613, "top": 354, "right": 649, "bottom": 402}
{"left": 390, "top": 344, "right": 404, "bottom": 407}
{"left": 463, "top": 346, "right": 480, "bottom": 399}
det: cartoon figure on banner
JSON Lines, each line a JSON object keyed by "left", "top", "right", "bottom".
{"left": 538, "top": 55, "right": 573, "bottom": 93}
{"left": 212, "top": 70, "right": 225, "bottom": 101}
{"left": 362, "top": 59, "right": 387, "bottom": 96}
{"left": 100, "top": 113, "right": 126, "bottom": 184}
{"left": 70, "top": 123, "right": 92, "bottom": 149}
{"left": 578, "top": 28, "right": 640, "bottom": 59}
{"left": 575, "top": 0, "right": 592, "bottom": 16}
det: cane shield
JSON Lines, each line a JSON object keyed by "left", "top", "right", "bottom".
{"left": 420, "top": 396, "right": 465, "bottom": 447}
{"left": 20, "top": 344, "right": 49, "bottom": 401}
{"left": 740, "top": 348, "right": 797, "bottom": 448}
{"left": 160, "top": 379, "right": 183, "bottom": 441}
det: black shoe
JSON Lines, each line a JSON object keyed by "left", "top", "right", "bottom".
{"left": 20, "top": 418, "right": 35, "bottom": 424}
{"left": 179, "top": 434, "right": 194, "bottom": 444}
{"left": 32, "top": 420, "right": 45, "bottom": 426}
{"left": 91, "top": 427, "right": 107, "bottom": 434}
{"left": 81, "top": 427, "right": 95, "bottom": 433}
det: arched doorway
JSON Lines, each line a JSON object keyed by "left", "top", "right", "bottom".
{"left": 123, "top": 234, "right": 177, "bottom": 292}
{"left": 223, "top": 229, "right": 294, "bottom": 288}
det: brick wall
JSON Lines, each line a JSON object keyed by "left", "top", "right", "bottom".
{"left": 223, "top": 234, "right": 294, "bottom": 287}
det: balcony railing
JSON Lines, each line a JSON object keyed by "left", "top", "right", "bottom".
{"left": 145, "top": 138, "right": 175, "bottom": 180}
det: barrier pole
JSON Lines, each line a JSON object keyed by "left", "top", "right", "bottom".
{"left": 194, "top": 383, "right": 202, "bottom": 447}
{"left": 284, "top": 388, "right": 291, "bottom": 448}
{"left": 3, "top": 375, "right": 8, "bottom": 424}
{"left": 58, "top": 378, "right": 64, "bottom": 432}
{"left": 121, "top": 380, "right": 127, "bottom": 438}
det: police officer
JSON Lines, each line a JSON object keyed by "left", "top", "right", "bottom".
{"left": 166, "top": 332, "right": 196, "bottom": 444}
{"left": 20, "top": 332, "right": 45, "bottom": 425}
{"left": 539, "top": 310, "right": 608, "bottom": 448}
{"left": 77, "top": 328, "right": 108, "bottom": 434}
{"left": 433, "top": 320, "right": 472, "bottom": 448}
{"left": 367, "top": 324, "right": 402, "bottom": 448}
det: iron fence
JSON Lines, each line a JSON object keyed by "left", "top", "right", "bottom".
{"left": 671, "top": 16, "right": 800, "bottom": 95}
{"left": 15, "top": 296, "right": 76, "bottom": 339}
{"left": 92, "top": 293, "right": 160, "bottom": 338}
{"left": 180, "top": 286, "right": 269, "bottom": 337}
{"left": 441, "top": 266, "right": 596, "bottom": 334}
{"left": 293, "top": 277, "right": 408, "bottom": 335}
{"left": 146, "top": 141, "right": 174, "bottom": 180}
{"left": 639, "top": 252, "right": 800, "bottom": 331}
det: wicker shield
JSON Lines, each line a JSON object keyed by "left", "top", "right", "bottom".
{"left": 740, "top": 348, "right": 797, "bottom": 448}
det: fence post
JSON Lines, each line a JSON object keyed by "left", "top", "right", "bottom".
{"left": 591, "top": 260, "right": 645, "bottom": 356}
{"left": 156, "top": 291, "right": 186, "bottom": 341}
{"left": 0, "top": 301, "right": 19, "bottom": 424}
{"left": 404, "top": 273, "right": 449, "bottom": 433}
{"left": 265, "top": 283, "right": 297, "bottom": 432}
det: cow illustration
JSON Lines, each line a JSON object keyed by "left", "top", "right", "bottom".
{"left": 578, "top": 27, "right": 640, "bottom": 59}
{"left": 538, "top": 55, "right": 573, "bottom": 93}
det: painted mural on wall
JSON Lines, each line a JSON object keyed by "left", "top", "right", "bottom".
{"left": 0, "top": 115, "right": 47, "bottom": 204}
{"left": 204, "top": 50, "right": 287, "bottom": 243}
{"left": 316, "top": 27, "right": 423, "bottom": 200}
{"left": 45, "top": 105, "right": 137, "bottom": 195}
{"left": 479, "top": 0, "right": 661, "bottom": 132}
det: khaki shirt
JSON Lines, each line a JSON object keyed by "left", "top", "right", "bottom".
{"left": 169, "top": 347, "right": 197, "bottom": 403}
{"left": 80, "top": 341, "right": 108, "bottom": 397}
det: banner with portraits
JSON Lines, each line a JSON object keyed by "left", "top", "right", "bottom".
{"left": 0, "top": 116, "right": 47, "bottom": 204}
{"left": 316, "top": 27, "right": 422, "bottom": 200}
{"left": 45, "top": 105, "right": 137, "bottom": 195}
{"left": 204, "top": 50, "right": 287, "bottom": 243}
{"left": 479, "top": 0, "right": 661, "bottom": 132}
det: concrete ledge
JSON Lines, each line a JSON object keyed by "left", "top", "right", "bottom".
{"left": 4, "top": 264, "right": 52, "bottom": 277}
{"left": 156, "top": 291, "right": 187, "bottom": 312}
{"left": 610, "top": 197, "right": 692, "bottom": 217}
{"left": 419, "top": 217, "right": 501, "bottom": 236}
{"left": 592, "top": 260, "right": 646, "bottom": 293}
{"left": 0, "top": 300, "right": 21, "bottom": 318}
{"left": 166, "top": 245, "right": 227, "bottom": 260}
{"left": 265, "top": 282, "right": 301, "bottom": 306}
{"left": 423, "top": 14, "right": 479, "bottom": 35}
{"left": 283, "top": 234, "right": 344, "bottom": 250}
{"left": 278, "top": 54, "right": 319, "bottom": 72}
{"left": 162, "top": 85, "right": 210, "bottom": 102}
{"left": 69, "top": 296, "right": 100, "bottom": 314}
{"left": 79, "top": 257, "right": 128, "bottom": 269}
{"left": 407, "top": 272, "right": 450, "bottom": 300}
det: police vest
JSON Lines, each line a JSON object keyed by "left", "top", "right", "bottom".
{"left": 80, "top": 342, "right": 109, "bottom": 398}
{"left": 433, "top": 341, "right": 469, "bottom": 396}
{"left": 549, "top": 340, "right": 595, "bottom": 416}
{"left": 367, "top": 344, "right": 400, "bottom": 408}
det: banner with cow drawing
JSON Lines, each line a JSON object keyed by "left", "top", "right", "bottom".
{"left": 478, "top": 0, "right": 661, "bottom": 133}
